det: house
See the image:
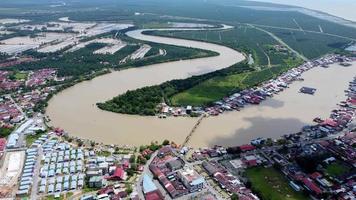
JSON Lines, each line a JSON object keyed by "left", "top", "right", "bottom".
{"left": 239, "top": 144, "right": 256, "bottom": 152}
{"left": 106, "top": 167, "right": 125, "bottom": 181}
{"left": 142, "top": 174, "right": 157, "bottom": 194}
{"left": 89, "top": 176, "right": 107, "bottom": 188}
{"left": 166, "top": 159, "right": 183, "bottom": 171}
{"left": 301, "top": 177, "right": 323, "bottom": 196}
{"left": 242, "top": 155, "right": 258, "bottom": 167}
{"left": 178, "top": 168, "right": 205, "bottom": 192}
{"left": 202, "top": 161, "right": 220, "bottom": 176}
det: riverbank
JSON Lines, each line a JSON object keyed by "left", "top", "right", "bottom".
{"left": 46, "top": 31, "right": 356, "bottom": 147}
{"left": 45, "top": 28, "right": 245, "bottom": 146}
{"left": 187, "top": 61, "right": 356, "bottom": 147}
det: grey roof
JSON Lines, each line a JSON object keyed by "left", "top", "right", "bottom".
{"left": 63, "top": 181, "right": 69, "bottom": 190}
{"left": 48, "top": 169, "right": 55, "bottom": 177}
{"left": 48, "top": 177, "right": 55, "bottom": 184}
{"left": 78, "top": 179, "right": 84, "bottom": 186}
{"left": 48, "top": 184, "right": 55, "bottom": 193}
{"left": 40, "top": 178, "right": 47, "bottom": 186}
{"left": 19, "top": 184, "right": 30, "bottom": 190}
{"left": 17, "top": 189, "right": 29, "bottom": 195}
{"left": 56, "top": 176, "right": 63, "bottom": 183}
{"left": 39, "top": 185, "right": 46, "bottom": 193}
{"left": 63, "top": 167, "right": 69, "bottom": 174}
{"left": 72, "top": 174, "right": 78, "bottom": 181}
{"left": 22, "top": 172, "right": 33, "bottom": 177}
{"left": 56, "top": 168, "right": 62, "bottom": 174}
{"left": 70, "top": 181, "right": 77, "bottom": 189}
{"left": 55, "top": 183, "right": 62, "bottom": 192}
{"left": 78, "top": 174, "right": 85, "bottom": 180}
{"left": 64, "top": 175, "right": 70, "bottom": 182}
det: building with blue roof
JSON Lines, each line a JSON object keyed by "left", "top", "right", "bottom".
{"left": 48, "top": 184, "right": 54, "bottom": 193}
{"left": 142, "top": 174, "right": 157, "bottom": 194}
{"left": 63, "top": 181, "right": 69, "bottom": 190}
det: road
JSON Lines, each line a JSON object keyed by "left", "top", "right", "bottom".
{"left": 135, "top": 151, "right": 158, "bottom": 200}
{"left": 30, "top": 147, "right": 43, "bottom": 200}
{"left": 247, "top": 23, "right": 356, "bottom": 42}
{"left": 6, "top": 94, "right": 27, "bottom": 120}
{"left": 249, "top": 24, "right": 309, "bottom": 61}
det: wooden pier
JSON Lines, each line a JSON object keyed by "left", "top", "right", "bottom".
{"left": 182, "top": 114, "right": 206, "bottom": 146}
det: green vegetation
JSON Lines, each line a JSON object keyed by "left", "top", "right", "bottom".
{"left": 13, "top": 71, "right": 28, "bottom": 80}
{"left": 99, "top": 56, "right": 302, "bottom": 114}
{"left": 125, "top": 183, "right": 133, "bottom": 194}
{"left": 0, "top": 126, "right": 14, "bottom": 138}
{"left": 325, "top": 161, "right": 352, "bottom": 177}
{"left": 5, "top": 32, "right": 216, "bottom": 78}
{"left": 146, "top": 25, "right": 287, "bottom": 67}
{"left": 268, "top": 29, "right": 352, "bottom": 59}
{"left": 97, "top": 62, "right": 251, "bottom": 115}
{"left": 171, "top": 63, "right": 298, "bottom": 106}
{"left": 0, "top": 52, "right": 10, "bottom": 62}
{"left": 97, "top": 150, "right": 111, "bottom": 157}
{"left": 25, "top": 129, "right": 46, "bottom": 146}
{"left": 245, "top": 167, "right": 308, "bottom": 200}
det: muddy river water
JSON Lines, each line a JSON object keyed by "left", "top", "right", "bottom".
{"left": 46, "top": 28, "right": 356, "bottom": 147}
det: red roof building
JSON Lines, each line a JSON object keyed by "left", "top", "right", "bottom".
{"left": 0, "top": 138, "right": 6, "bottom": 151}
{"left": 106, "top": 167, "right": 125, "bottom": 181}
{"left": 302, "top": 178, "right": 323, "bottom": 196}
{"left": 322, "top": 119, "right": 338, "bottom": 127}
{"left": 239, "top": 144, "right": 256, "bottom": 152}
{"left": 145, "top": 190, "right": 164, "bottom": 200}
{"left": 310, "top": 172, "right": 322, "bottom": 180}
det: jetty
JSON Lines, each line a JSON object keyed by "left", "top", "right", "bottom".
{"left": 182, "top": 115, "right": 206, "bottom": 146}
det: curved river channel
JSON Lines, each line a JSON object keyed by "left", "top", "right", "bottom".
{"left": 46, "top": 28, "right": 356, "bottom": 147}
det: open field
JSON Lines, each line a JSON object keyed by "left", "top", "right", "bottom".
{"left": 7, "top": 31, "right": 217, "bottom": 78}
{"left": 325, "top": 161, "right": 352, "bottom": 177}
{"left": 14, "top": 71, "right": 27, "bottom": 80}
{"left": 0, "top": 32, "right": 74, "bottom": 54}
{"left": 0, "top": 18, "right": 29, "bottom": 24}
{"left": 245, "top": 167, "right": 308, "bottom": 200}
{"left": 171, "top": 57, "right": 301, "bottom": 106}
{"left": 0, "top": 151, "right": 25, "bottom": 198}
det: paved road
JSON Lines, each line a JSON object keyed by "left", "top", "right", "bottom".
{"left": 30, "top": 147, "right": 43, "bottom": 200}
{"left": 135, "top": 151, "right": 158, "bottom": 199}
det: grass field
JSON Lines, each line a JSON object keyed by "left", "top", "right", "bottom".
{"left": 325, "top": 161, "right": 351, "bottom": 177}
{"left": 171, "top": 58, "right": 302, "bottom": 106}
{"left": 149, "top": 26, "right": 286, "bottom": 66}
{"left": 246, "top": 167, "right": 308, "bottom": 200}
{"left": 14, "top": 72, "right": 27, "bottom": 80}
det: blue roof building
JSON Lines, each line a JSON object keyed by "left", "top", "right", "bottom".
{"left": 142, "top": 174, "right": 157, "bottom": 194}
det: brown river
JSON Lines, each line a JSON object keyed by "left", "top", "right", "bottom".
{"left": 46, "top": 28, "right": 356, "bottom": 147}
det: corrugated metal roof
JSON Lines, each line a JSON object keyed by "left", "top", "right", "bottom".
{"left": 143, "top": 174, "right": 157, "bottom": 194}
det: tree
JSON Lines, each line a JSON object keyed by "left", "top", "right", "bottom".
{"left": 129, "top": 155, "right": 136, "bottom": 163}
{"left": 125, "top": 184, "right": 133, "bottom": 194}
{"left": 0, "top": 127, "right": 13, "bottom": 138}
{"left": 231, "top": 193, "right": 239, "bottom": 200}
{"left": 162, "top": 139, "right": 170, "bottom": 145}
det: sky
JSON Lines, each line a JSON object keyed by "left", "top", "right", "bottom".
{"left": 252, "top": 0, "right": 356, "bottom": 22}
